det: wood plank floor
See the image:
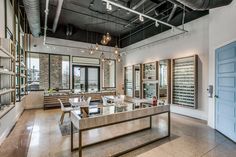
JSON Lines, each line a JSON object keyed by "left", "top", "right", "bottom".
{"left": 0, "top": 109, "right": 235, "bottom": 157}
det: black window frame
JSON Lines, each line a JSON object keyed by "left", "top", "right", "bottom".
{"left": 72, "top": 65, "right": 100, "bottom": 92}
{"left": 27, "top": 52, "right": 71, "bottom": 91}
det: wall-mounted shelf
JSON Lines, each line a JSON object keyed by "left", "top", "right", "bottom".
{"left": 0, "top": 89, "right": 15, "bottom": 95}
{"left": 0, "top": 38, "right": 15, "bottom": 59}
{"left": 142, "top": 62, "right": 158, "bottom": 99}
{"left": 0, "top": 69, "right": 15, "bottom": 75}
{"left": 172, "top": 55, "right": 198, "bottom": 108}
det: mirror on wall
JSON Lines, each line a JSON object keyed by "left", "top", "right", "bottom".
{"left": 103, "top": 60, "right": 116, "bottom": 88}
{"left": 134, "top": 64, "right": 141, "bottom": 98}
{"left": 158, "top": 59, "right": 171, "bottom": 104}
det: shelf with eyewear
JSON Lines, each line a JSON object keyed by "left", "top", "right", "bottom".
{"left": 142, "top": 61, "right": 158, "bottom": 99}
{"left": 172, "top": 55, "right": 198, "bottom": 108}
{"left": 0, "top": 38, "right": 16, "bottom": 116}
{"left": 124, "top": 66, "right": 133, "bottom": 97}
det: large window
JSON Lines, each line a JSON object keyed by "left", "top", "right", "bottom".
{"left": 49, "top": 55, "right": 70, "bottom": 89}
{"left": 27, "top": 52, "right": 70, "bottom": 91}
{"left": 27, "top": 53, "right": 49, "bottom": 90}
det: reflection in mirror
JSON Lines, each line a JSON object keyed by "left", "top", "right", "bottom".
{"left": 103, "top": 60, "right": 115, "bottom": 88}
{"left": 134, "top": 64, "right": 141, "bottom": 98}
{"left": 159, "top": 60, "right": 170, "bottom": 103}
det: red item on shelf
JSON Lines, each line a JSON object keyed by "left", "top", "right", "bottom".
{"left": 152, "top": 96, "right": 157, "bottom": 106}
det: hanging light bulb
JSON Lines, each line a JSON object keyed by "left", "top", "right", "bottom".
{"left": 100, "top": 52, "right": 105, "bottom": 62}
{"left": 95, "top": 43, "right": 99, "bottom": 51}
{"left": 89, "top": 45, "right": 94, "bottom": 55}
{"left": 101, "top": 35, "right": 108, "bottom": 45}
{"left": 106, "top": 32, "right": 111, "bottom": 42}
{"left": 114, "top": 45, "right": 119, "bottom": 55}
{"left": 108, "top": 60, "right": 112, "bottom": 65}
{"left": 117, "top": 54, "right": 121, "bottom": 63}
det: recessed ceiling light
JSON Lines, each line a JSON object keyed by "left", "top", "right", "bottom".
{"left": 81, "top": 50, "right": 85, "bottom": 53}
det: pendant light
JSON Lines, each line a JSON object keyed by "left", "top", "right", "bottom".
{"left": 100, "top": 52, "right": 105, "bottom": 62}
{"left": 117, "top": 54, "right": 121, "bottom": 63}
{"left": 106, "top": 32, "right": 111, "bottom": 42}
{"left": 114, "top": 44, "right": 119, "bottom": 55}
{"left": 95, "top": 43, "right": 99, "bottom": 51}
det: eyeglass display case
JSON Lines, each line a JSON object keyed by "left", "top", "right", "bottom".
{"left": 142, "top": 62, "right": 158, "bottom": 99}
{"left": 172, "top": 55, "right": 198, "bottom": 108}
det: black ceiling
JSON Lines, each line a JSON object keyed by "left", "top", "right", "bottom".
{"left": 37, "top": 0, "right": 208, "bottom": 48}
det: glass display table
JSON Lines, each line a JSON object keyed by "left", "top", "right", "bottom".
{"left": 70, "top": 98, "right": 170, "bottom": 157}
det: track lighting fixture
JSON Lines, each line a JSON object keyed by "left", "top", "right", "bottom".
{"left": 139, "top": 14, "right": 144, "bottom": 22}
{"left": 106, "top": 2, "right": 112, "bottom": 11}
{"left": 155, "top": 21, "right": 159, "bottom": 27}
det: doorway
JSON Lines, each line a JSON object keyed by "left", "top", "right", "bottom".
{"left": 215, "top": 41, "right": 236, "bottom": 142}
{"left": 72, "top": 65, "right": 100, "bottom": 92}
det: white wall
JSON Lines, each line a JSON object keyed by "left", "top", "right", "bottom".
{"left": 208, "top": 0, "right": 236, "bottom": 128}
{"left": 123, "top": 16, "right": 209, "bottom": 120}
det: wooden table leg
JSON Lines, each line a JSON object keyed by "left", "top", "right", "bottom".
{"left": 79, "top": 130, "right": 82, "bottom": 157}
{"left": 168, "top": 111, "right": 171, "bottom": 136}
{"left": 149, "top": 116, "right": 152, "bottom": 128}
{"left": 71, "top": 121, "right": 73, "bottom": 151}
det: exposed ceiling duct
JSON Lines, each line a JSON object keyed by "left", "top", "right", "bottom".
{"left": 22, "top": 0, "right": 41, "bottom": 37}
{"left": 52, "top": 0, "right": 64, "bottom": 33}
{"left": 171, "top": 0, "right": 233, "bottom": 10}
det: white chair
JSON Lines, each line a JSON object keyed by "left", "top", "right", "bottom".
{"left": 120, "top": 95, "right": 125, "bottom": 103}
{"left": 58, "top": 99, "right": 73, "bottom": 125}
{"left": 87, "top": 97, "right": 91, "bottom": 106}
{"left": 101, "top": 96, "right": 108, "bottom": 106}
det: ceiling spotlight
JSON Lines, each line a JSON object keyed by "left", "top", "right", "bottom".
{"left": 139, "top": 15, "right": 144, "bottom": 22}
{"left": 155, "top": 21, "right": 159, "bottom": 27}
{"left": 106, "top": 2, "right": 112, "bottom": 11}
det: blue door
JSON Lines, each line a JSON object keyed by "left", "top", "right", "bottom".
{"left": 216, "top": 41, "right": 236, "bottom": 142}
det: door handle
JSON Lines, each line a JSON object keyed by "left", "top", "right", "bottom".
{"left": 214, "top": 95, "right": 219, "bottom": 98}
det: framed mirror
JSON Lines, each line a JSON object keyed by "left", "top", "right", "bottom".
{"left": 133, "top": 64, "right": 142, "bottom": 98}
{"left": 158, "top": 59, "right": 171, "bottom": 104}
{"left": 102, "top": 60, "right": 116, "bottom": 88}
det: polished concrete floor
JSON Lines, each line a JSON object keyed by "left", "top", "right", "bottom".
{"left": 0, "top": 109, "right": 235, "bottom": 157}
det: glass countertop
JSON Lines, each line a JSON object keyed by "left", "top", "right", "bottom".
{"left": 71, "top": 101, "right": 161, "bottom": 118}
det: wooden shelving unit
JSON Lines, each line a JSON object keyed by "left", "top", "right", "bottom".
{"left": 172, "top": 55, "right": 198, "bottom": 108}
{"left": 142, "top": 61, "right": 159, "bottom": 99}
{"left": 0, "top": 38, "right": 16, "bottom": 114}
